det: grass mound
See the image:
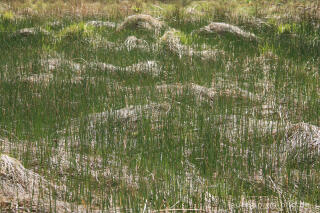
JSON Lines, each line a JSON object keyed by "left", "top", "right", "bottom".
{"left": 124, "top": 35, "right": 149, "bottom": 51}
{"left": 197, "top": 22, "right": 258, "bottom": 41}
{"left": 0, "top": 154, "right": 73, "bottom": 212}
{"left": 85, "top": 20, "right": 116, "bottom": 28}
{"left": 285, "top": 122, "right": 320, "bottom": 167}
{"left": 12, "top": 27, "right": 50, "bottom": 37}
{"left": 116, "top": 14, "right": 164, "bottom": 33}
{"left": 160, "top": 28, "right": 223, "bottom": 60}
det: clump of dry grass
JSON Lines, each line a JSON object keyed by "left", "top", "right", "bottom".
{"left": 12, "top": 27, "right": 50, "bottom": 37}
{"left": 188, "top": 82, "right": 261, "bottom": 103}
{"left": 85, "top": 20, "right": 116, "bottom": 28}
{"left": 21, "top": 73, "right": 54, "bottom": 85}
{"left": 284, "top": 122, "right": 320, "bottom": 166}
{"left": 160, "top": 29, "right": 222, "bottom": 60}
{"left": 0, "top": 154, "right": 74, "bottom": 212}
{"left": 88, "top": 102, "right": 171, "bottom": 124}
{"left": 124, "top": 35, "right": 149, "bottom": 51}
{"left": 18, "top": 56, "right": 83, "bottom": 85}
{"left": 125, "top": 60, "right": 162, "bottom": 76}
{"left": 88, "top": 35, "right": 151, "bottom": 52}
{"left": 41, "top": 57, "right": 81, "bottom": 72}
{"left": 91, "top": 60, "right": 163, "bottom": 76}
{"left": 116, "top": 14, "right": 165, "bottom": 34}
{"left": 197, "top": 22, "right": 258, "bottom": 41}
{"left": 159, "top": 28, "right": 185, "bottom": 56}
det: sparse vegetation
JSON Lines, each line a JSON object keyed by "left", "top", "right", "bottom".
{"left": 0, "top": 0, "right": 319, "bottom": 212}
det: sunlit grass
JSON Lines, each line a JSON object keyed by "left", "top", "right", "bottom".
{"left": 0, "top": 2, "right": 319, "bottom": 212}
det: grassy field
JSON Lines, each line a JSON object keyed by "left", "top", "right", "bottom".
{"left": 0, "top": 0, "right": 319, "bottom": 212}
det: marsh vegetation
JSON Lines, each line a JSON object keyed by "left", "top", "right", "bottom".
{"left": 0, "top": 0, "right": 319, "bottom": 212}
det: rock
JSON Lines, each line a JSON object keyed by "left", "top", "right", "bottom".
{"left": 197, "top": 22, "right": 257, "bottom": 40}
{"left": 116, "top": 14, "right": 164, "bottom": 33}
{"left": 86, "top": 20, "right": 116, "bottom": 28}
